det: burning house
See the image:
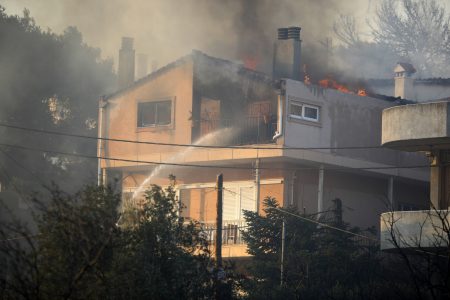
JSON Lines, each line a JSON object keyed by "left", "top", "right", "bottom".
{"left": 98, "top": 30, "right": 429, "bottom": 257}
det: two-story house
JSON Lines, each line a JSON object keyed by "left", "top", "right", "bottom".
{"left": 98, "top": 30, "right": 429, "bottom": 257}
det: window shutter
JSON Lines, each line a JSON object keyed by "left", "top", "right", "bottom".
{"left": 240, "top": 186, "right": 255, "bottom": 219}
{"left": 223, "top": 187, "right": 238, "bottom": 220}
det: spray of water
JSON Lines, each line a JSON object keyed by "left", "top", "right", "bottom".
{"left": 130, "top": 127, "right": 237, "bottom": 203}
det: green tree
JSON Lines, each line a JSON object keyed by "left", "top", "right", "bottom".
{"left": 106, "top": 182, "right": 214, "bottom": 299}
{"left": 0, "top": 181, "right": 217, "bottom": 299}
{"left": 0, "top": 6, "right": 116, "bottom": 197}
{"left": 241, "top": 197, "right": 406, "bottom": 300}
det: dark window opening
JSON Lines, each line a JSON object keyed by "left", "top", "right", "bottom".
{"left": 137, "top": 101, "right": 171, "bottom": 127}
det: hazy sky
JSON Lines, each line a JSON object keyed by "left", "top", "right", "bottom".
{"left": 2, "top": 0, "right": 449, "bottom": 73}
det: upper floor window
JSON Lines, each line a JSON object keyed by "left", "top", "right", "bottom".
{"left": 289, "top": 101, "right": 319, "bottom": 122}
{"left": 137, "top": 100, "right": 172, "bottom": 127}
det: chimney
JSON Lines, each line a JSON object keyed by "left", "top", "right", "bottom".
{"left": 273, "top": 26, "right": 302, "bottom": 81}
{"left": 136, "top": 53, "right": 148, "bottom": 79}
{"left": 118, "top": 37, "right": 135, "bottom": 88}
{"left": 394, "top": 62, "right": 416, "bottom": 100}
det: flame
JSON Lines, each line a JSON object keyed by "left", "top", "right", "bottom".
{"left": 357, "top": 89, "right": 367, "bottom": 96}
{"left": 304, "top": 75, "right": 311, "bottom": 85}
{"left": 316, "top": 78, "right": 367, "bottom": 97}
{"left": 303, "top": 64, "right": 311, "bottom": 85}
{"left": 318, "top": 79, "right": 351, "bottom": 94}
{"left": 243, "top": 56, "right": 258, "bottom": 70}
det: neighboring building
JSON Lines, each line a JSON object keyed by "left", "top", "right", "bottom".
{"left": 380, "top": 101, "right": 450, "bottom": 250}
{"left": 367, "top": 63, "right": 450, "bottom": 102}
{"left": 99, "top": 31, "right": 429, "bottom": 257}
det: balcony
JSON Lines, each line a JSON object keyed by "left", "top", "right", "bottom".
{"left": 198, "top": 116, "right": 277, "bottom": 145}
{"left": 201, "top": 219, "right": 247, "bottom": 245}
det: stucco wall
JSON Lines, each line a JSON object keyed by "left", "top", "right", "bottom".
{"left": 382, "top": 101, "right": 450, "bottom": 150}
{"left": 283, "top": 79, "right": 428, "bottom": 168}
{"left": 102, "top": 59, "right": 195, "bottom": 169}
{"left": 294, "top": 169, "right": 428, "bottom": 231}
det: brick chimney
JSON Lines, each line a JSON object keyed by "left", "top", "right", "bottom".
{"left": 394, "top": 62, "right": 416, "bottom": 100}
{"left": 272, "top": 26, "right": 302, "bottom": 81}
{"left": 118, "top": 37, "right": 135, "bottom": 88}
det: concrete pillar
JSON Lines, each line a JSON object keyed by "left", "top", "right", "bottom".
{"left": 388, "top": 176, "right": 394, "bottom": 210}
{"left": 430, "top": 150, "right": 450, "bottom": 209}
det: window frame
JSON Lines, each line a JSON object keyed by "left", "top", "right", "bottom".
{"left": 289, "top": 100, "right": 320, "bottom": 123}
{"left": 136, "top": 98, "right": 174, "bottom": 129}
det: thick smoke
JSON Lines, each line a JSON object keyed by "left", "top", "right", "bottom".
{"left": 3, "top": 0, "right": 373, "bottom": 74}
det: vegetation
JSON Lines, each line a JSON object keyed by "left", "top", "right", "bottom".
{"left": 0, "top": 5, "right": 116, "bottom": 196}
{"left": 241, "top": 197, "right": 417, "bottom": 300}
{"left": 333, "top": 0, "right": 450, "bottom": 78}
{"left": 0, "top": 181, "right": 217, "bottom": 299}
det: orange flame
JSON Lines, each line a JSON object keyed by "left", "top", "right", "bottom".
{"left": 243, "top": 56, "right": 258, "bottom": 70}
{"left": 357, "top": 89, "right": 367, "bottom": 96}
{"left": 304, "top": 75, "right": 311, "bottom": 85}
{"left": 317, "top": 78, "right": 367, "bottom": 97}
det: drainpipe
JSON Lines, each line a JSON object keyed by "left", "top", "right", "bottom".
{"left": 273, "top": 94, "right": 284, "bottom": 140}
{"left": 97, "top": 97, "right": 107, "bottom": 186}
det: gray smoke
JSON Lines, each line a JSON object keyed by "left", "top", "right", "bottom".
{"left": 2, "top": 0, "right": 373, "bottom": 74}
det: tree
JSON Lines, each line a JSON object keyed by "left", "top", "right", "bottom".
{"left": 106, "top": 182, "right": 215, "bottom": 299}
{"left": 382, "top": 206, "right": 450, "bottom": 299}
{"left": 0, "top": 6, "right": 116, "bottom": 198}
{"left": 372, "top": 0, "right": 450, "bottom": 77}
{"left": 0, "top": 181, "right": 218, "bottom": 299}
{"left": 241, "top": 197, "right": 412, "bottom": 299}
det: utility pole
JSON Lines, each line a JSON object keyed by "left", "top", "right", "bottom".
{"left": 216, "top": 173, "right": 223, "bottom": 268}
{"left": 215, "top": 173, "right": 224, "bottom": 299}
{"left": 280, "top": 219, "right": 286, "bottom": 286}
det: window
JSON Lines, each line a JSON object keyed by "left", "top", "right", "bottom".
{"left": 289, "top": 101, "right": 319, "bottom": 122}
{"left": 137, "top": 100, "right": 172, "bottom": 127}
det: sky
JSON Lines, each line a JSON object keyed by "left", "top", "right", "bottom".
{"left": 2, "top": 0, "right": 449, "bottom": 73}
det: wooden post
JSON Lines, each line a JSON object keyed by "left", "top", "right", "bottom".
{"left": 215, "top": 173, "right": 224, "bottom": 300}
{"left": 280, "top": 219, "right": 286, "bottom": 286}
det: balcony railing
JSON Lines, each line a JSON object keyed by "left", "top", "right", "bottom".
{"left": 200, "top": 220, "right": 247, "bottom": 245}
{"left": 198, "top": 116, "right": 277, "bottom": 145}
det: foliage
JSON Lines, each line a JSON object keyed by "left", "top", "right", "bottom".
{"left": 106, "top": 183, "right": 214, "bottom": 299}
{"left": 382, "top": 207, "right": 450, "bottom": 299}
{"left": 372, "top": 0, "right": 450, "bottom": 77}
{"left": 333, "top": 0, "right": 450, "bottom": 78}
{"left": 0, "top": 6, "right": 116, "bottom": 196}
{"left": 241, "top": 197, "right": 410, "bottom": 300}
{"left": 0, "top": 182, "right": 216, "bottom": 300}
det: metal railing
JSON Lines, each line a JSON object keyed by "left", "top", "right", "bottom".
{"left": 198, "top": 115, "right": 277, "bottom": 145}
{"left": 200, "top": 219, "right": 247, "bottom": 245}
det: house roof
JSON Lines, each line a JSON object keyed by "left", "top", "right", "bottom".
{"left": 104, "top": 50, "right": 274, "bottom": 100}
{"left": 366, "top": 78, "right": 450, "bottom": 86}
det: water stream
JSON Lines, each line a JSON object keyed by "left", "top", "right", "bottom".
{"left": 130, "top": 127, "right": 237, "bottom": 203}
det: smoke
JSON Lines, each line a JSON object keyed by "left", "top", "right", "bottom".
{"left": 2, "top": 0, "right": 371, "bottom": 74}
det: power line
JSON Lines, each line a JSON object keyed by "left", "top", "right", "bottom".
{"left": 0, "top": 141, "right": 433, "bottom": 172}
{"left": 0, "top": 122, "right": 442, "bottom": 151}
{"left": 222, "top": 187, "right": 377, "bottom": 242}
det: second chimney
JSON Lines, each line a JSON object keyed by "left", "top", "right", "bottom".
{"left": 394, "top": 62, "right": 416, "bottom": 100}
{"left": 273, "top": 26, "right": 302, "bottom": 81}
{"left": 118, "top": 37, "right": 135, "bottom": 89}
